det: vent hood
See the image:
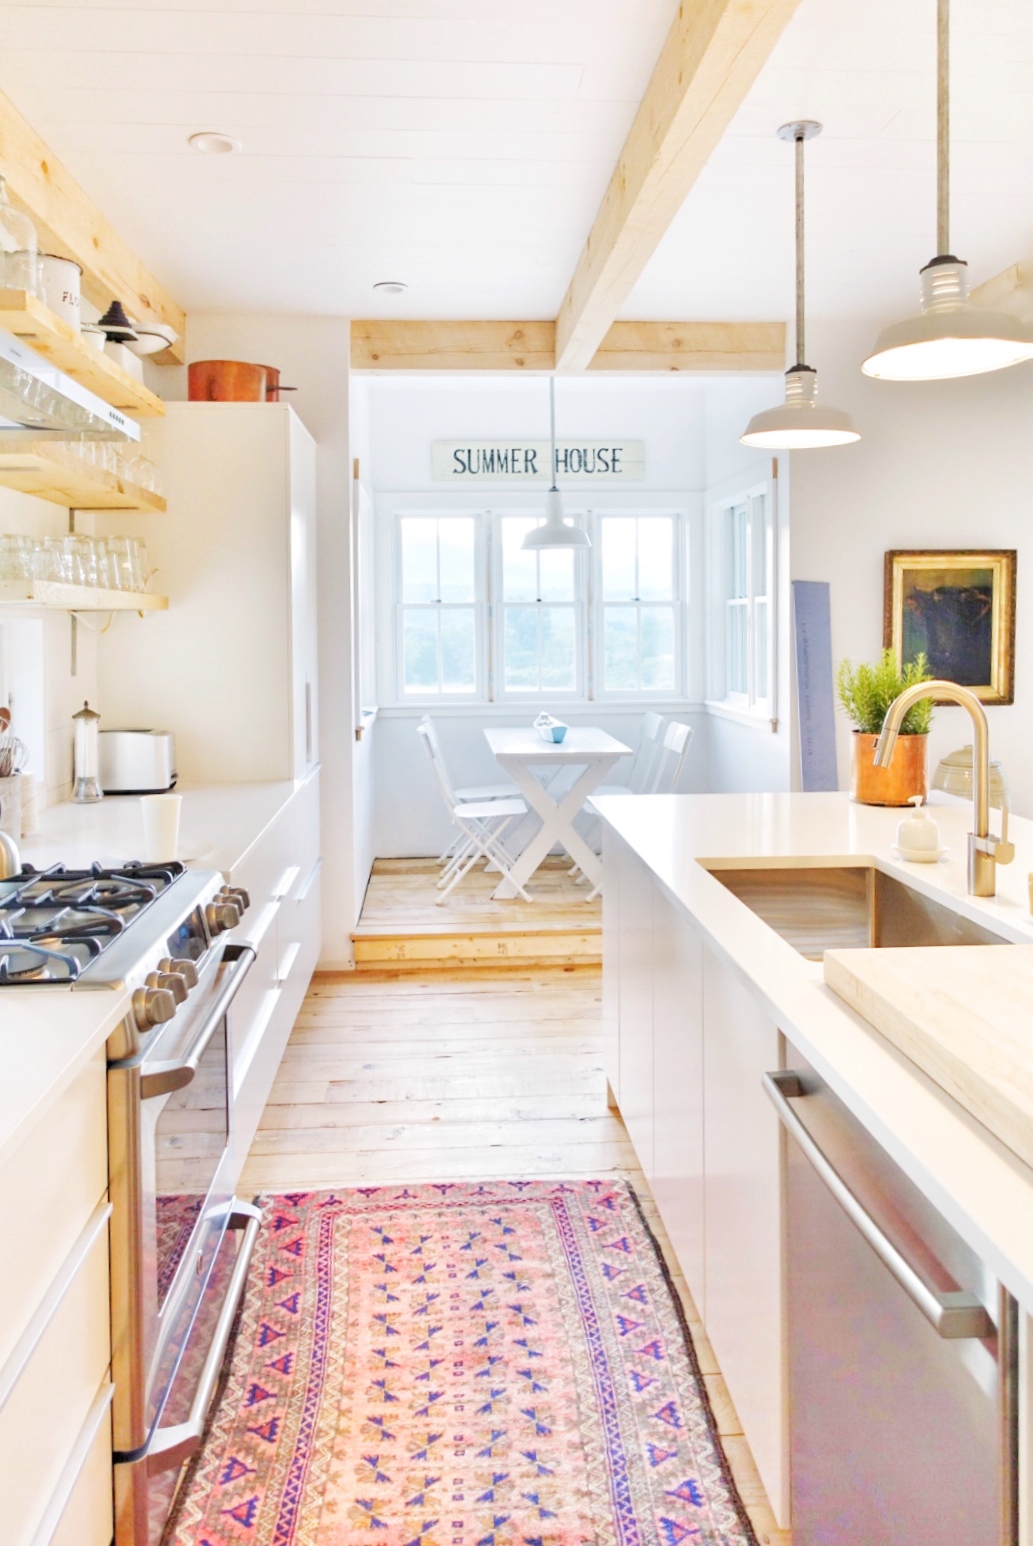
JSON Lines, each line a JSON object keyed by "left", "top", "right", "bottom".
{"left": 0, "top": 326, "right": 140, "bottom": 443}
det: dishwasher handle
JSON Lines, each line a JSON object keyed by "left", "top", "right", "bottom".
{"left": 764, "top": 1069, "right": 995, "bottom": 1342}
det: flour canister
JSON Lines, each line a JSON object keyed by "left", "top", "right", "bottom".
{"left": 41, "top": 253, "right": 82, "bottom": 331}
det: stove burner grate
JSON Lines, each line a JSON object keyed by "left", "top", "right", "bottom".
{"left": 0, "top": 860, "right": 187, "bottom": 985}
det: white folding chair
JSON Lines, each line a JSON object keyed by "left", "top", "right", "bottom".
{"left": 418, "top": 716, "right": 518, "bottom": 866}
{"left": 417, "top": 723, "right": 532, "bottom": 903}
{"left": 591, "top": 710, "right": 666, "bottom": 800}
{"left": 648, "top": 720, "right": 694, "bottom": 794}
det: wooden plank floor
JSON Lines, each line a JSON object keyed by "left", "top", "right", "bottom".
{"left": 240, "top": 964, "right": 788, "bottom": 1545}
{"left": 352, "top": 857, "right": 601, "bottom": 970}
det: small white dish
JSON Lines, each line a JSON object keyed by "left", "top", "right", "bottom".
{"left": 177, "top": 841, "right": 215, "bottom": 864}
{"left": 892, "top": 843, "right": 950, "bottom": 864}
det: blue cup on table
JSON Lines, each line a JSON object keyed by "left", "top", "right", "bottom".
{"left": 533, "top": 713, "right": 568, "bottom": 744}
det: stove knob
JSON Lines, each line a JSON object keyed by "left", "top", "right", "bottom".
{"left": 222, "top": 885, "right": 250, "bottom": 914}
{"left": 205, "top": 900, "right": 240, "bottom": 935}
{"left": 132, "top": 985, "right": 177, "bottom": 1032}
{"left": 159, "top": 956, "right": 199, "bottom": 989}
{"left": 147, "top": 969, "right": 189, "bottom": 1004}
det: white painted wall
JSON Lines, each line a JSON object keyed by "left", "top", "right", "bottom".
{"left": 162, "top": 315, "right": 357, "bottom": 966}
{"left": 790, "top": 319, "right": 1033, "bottom": 818}
{"left": 0, "top": 486, "right": 99, "bottom": 808}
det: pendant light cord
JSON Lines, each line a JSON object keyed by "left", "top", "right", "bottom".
{"left": 549, "top": 374, "right": 557, "bottom": 490}
{"left": 937, "top": 0, "right": 950, "bottom": 254}
{"left": 794, "top": 128, "right": 806, "bottom": 368}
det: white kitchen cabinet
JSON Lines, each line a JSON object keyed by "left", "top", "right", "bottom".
{"left": 651, "top": 889, "right": 705, "bottom": 1316}
{"left": 97, "top": 402, "right": 319, "bottom": 785}
{"left": 0, "top": 1056, "right": 112, "bottom": 1546}
{"left": 602, "top": 826, "right": 621, "bottom": 1107}
{"left": 616, "top": 839, "right": 655, "bottom": 1181}
{"left": 702, "top": 946, "right": 787, "bottom": 1525}
{"left": 229, "top": 768, "right": 322, "bottom": 1176}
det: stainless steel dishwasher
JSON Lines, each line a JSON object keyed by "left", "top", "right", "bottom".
{"left": 765, "top": 1044, "right": 1017, "bottom": 1546}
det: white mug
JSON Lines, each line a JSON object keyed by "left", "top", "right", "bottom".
{"left": 140, "top": 793, "right": 181, "bottom": 862}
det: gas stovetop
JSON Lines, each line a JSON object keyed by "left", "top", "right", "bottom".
{"left": 0, "top": 861, "right": 189, "bottom": 984}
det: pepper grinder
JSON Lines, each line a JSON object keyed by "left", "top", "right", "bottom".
{"left": 72, "top": 700, "right": 103, "bottom": 803}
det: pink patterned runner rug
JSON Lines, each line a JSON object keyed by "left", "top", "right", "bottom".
{"left": 166, "top": 1180, "right": 756, "bottom": 1546}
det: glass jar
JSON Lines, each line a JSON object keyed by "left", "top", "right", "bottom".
{"left": 0, "top": 175, "right": 40, "bottom": 297}
{"left": 72, "top": 701, "right": 103, "bottom": 803}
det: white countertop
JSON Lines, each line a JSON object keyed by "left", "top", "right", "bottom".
{"left": 19, "top": 778, "right": 303, "bottom": 877}
{"left": 1, "top": 777, "right": 307, "bottom": 1172}
{"left": 594, "top": 791, "right": 1033, "bottom": 1311}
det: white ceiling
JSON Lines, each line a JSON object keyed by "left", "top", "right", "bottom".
{"left": 0, "top": 0, "right": 1031, "bottom": 330}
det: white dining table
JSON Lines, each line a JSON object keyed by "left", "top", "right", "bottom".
{"left": 483, "top": 726, "right": 632, "bottom": 899}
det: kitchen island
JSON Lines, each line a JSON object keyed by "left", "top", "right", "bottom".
{"left": 593, "top": 790, "right": 1033, "bottom": 1529}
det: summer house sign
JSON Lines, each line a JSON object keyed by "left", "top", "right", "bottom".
{"left": 432, "top": 440, "right": 645, "bottom": 482}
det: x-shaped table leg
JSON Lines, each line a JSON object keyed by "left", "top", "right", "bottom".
{"left": 490, "top": 754, "right": 621, "bottom": 899}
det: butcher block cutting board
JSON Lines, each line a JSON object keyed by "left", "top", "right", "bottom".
{"left": 825, "top": 945, "right": 1033, "bottom": 1171}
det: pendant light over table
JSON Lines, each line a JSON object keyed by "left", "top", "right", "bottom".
{"left": 862, "top": 0, "right": 1033, "bottom": 380}
{"left": 522, "top": 376, "right": 591, "bottom": 550}
{"left": 741, "top": 122, "right": 860, "bottom": 449}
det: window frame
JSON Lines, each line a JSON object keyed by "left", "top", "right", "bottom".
{"left": 375, "top": 491, "right": 702, "bottom": 709}
{"left": 390, "top": 509, "right": 488, "bottom": 703}
{"left": 705, "top": 473, "right": 778, "bottom": 728}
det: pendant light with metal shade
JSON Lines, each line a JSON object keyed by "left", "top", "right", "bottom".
{"left": 741, "top": 122, "right": 860, "bottom": 449}
{"left": 862, "top": 0, "right": 1033, "bottom": 381}
{"left": 522, "top": 377, "right": 591, "bottom": 549}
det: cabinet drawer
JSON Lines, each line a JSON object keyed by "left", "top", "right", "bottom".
{"left": 279, "top": 857, "right": 321, "bottom": 1034}
{"left": 0, "top": 1219, "right": 110, "bottom": 1546}
{"left": 293, "top": 767, "right": 321, "bottom": 876}
{"left": 0, "top": 1053, "right": 107, "bottom": 1372}
{"left": 45, "top": 1388, "right": 113, "bottom": 1546}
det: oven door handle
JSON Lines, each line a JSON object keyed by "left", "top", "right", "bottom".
{"left": 145, "top": 1201, "right": 262, "bottom": 1476}
{"left": 141, "top": 944, "right": 255, "bottom": 1099}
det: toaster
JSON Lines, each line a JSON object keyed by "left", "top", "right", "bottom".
{"left": 98, "top": 729, "right": 177, "bottom": 794}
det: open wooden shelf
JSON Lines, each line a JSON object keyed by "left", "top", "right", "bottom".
{"left": 0, "top": 289, "right": 165, "bottom": 418}
{"left": 0, "top": 580, "right": 167, "bottom": 612}
{"left": 0, "top": 445, "right": 166, "bottom": 511}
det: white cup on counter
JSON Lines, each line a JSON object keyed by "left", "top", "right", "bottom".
{"left": 140, "top": 793, "right": 181, "bottom": 861}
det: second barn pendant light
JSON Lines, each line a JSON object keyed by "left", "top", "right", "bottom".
{"left": 863, "top": 0, "right": 1033, "bottom": 380}
{"left": 522, "top": 376, "right": 591, "bottom": 550}
{"left": 741, "top": 122, "right": 860, "bottom": 449}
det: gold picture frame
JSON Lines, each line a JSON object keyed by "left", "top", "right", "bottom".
{"left": 884, "top": 549, "right": 1016, "bottom": 705}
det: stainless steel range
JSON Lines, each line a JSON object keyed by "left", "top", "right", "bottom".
{"left": 0, "top": 859, "right": 261, "bottom": 1546}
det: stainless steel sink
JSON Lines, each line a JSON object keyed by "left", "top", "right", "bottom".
{"left": 704, "top": 865, "right": 1010, "bottom": 960}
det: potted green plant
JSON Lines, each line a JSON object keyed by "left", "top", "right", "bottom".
{"left": 836, "top": 649, "right": 934, "bottom": 805}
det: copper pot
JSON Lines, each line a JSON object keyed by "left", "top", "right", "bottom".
{"left": 850, "top": 731, "right": 928, "bottom": 806}
{"left": 188, "top": 360, "right": 267, "bottom": 402}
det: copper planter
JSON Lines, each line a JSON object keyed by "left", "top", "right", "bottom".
{"left": 850, "top": 731, "right": 928, "bottom": 806}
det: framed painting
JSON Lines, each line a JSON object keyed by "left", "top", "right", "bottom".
{"left": 883, "top": 549, "right": 1016, "bottom": 705}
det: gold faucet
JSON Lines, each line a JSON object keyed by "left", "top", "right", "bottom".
{"left": 874, "top": 679, "right": 1014, "bottom": 897}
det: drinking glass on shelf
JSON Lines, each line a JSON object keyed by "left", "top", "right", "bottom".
{"left": 0, "top": 534, "right": 31, "bottom": 582}
{"left": 34, "top": 536, "right": 66, "bottom": 582}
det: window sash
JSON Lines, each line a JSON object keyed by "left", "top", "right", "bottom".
{"left": 719, "top": 492, "right": 770, "bottom": 712}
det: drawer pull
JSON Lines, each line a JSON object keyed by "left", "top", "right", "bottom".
{"left": 0, "top": 1199, "right": 111, "bottom": 1415}
{"left": 27, "top": 1381, "right": 114, "bottom": 1546}
{"left": 295, "top": 855, "right": 322, "bottom": 903}
{"left": 273, "top": 865, "right": 301, "bottom": 901}
{"left": 277, "top": 940, "right": 301, "bottom": 985}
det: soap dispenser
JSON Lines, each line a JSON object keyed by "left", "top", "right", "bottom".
{"left": 895, "top": 794, "right": 940, "bottom": 861}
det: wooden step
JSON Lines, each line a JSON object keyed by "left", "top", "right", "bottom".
{"left": 352, "top": 927, "right": 601, "bottom": 971}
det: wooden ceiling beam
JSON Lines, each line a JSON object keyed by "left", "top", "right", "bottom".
{"left": 0, "top": 87, "right": 186, "bottom": 362}
{"left": 554, "top": 0, "right": 805, "bottom": 373}
{"left": 970, "top": 262, "right": 1033, "bottom": 321}
{"left": 350, "top": 318, "right": 785, "bottom": 373}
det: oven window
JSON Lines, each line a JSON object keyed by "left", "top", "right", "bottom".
{"left": 165, "top": 906, "right": 209, "bottom": 964}
{"left": 154, "top": 1017, "right": 230, "bottom": 1309}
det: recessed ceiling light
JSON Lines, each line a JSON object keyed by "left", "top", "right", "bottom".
{"left": 188, "top": 131, "right": 241, "bottom": 155}
{"left": 373, "top": 280, "right": 408, "bottom": 295}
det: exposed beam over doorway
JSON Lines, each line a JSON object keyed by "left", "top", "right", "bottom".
{"left": 350, "top": 318, "right": 785, "bottom": 373}
{"left": 971, "top": 262, "right": 1033, "bottom": 320}
{"left": 553, "top": 0, "right": 805, "bottom": 372}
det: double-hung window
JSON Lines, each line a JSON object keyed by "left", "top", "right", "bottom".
{"left": 721, "top": 492, "right": 769, "bottom": 710}
{"left": 398, "top": 515, "right": 480, "bottom": 696}
{"left": 496, "top": 516, "right": 581, "bottom": 696}
{"left": 596, "top": 515, "right": 677, "bottom": 695}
